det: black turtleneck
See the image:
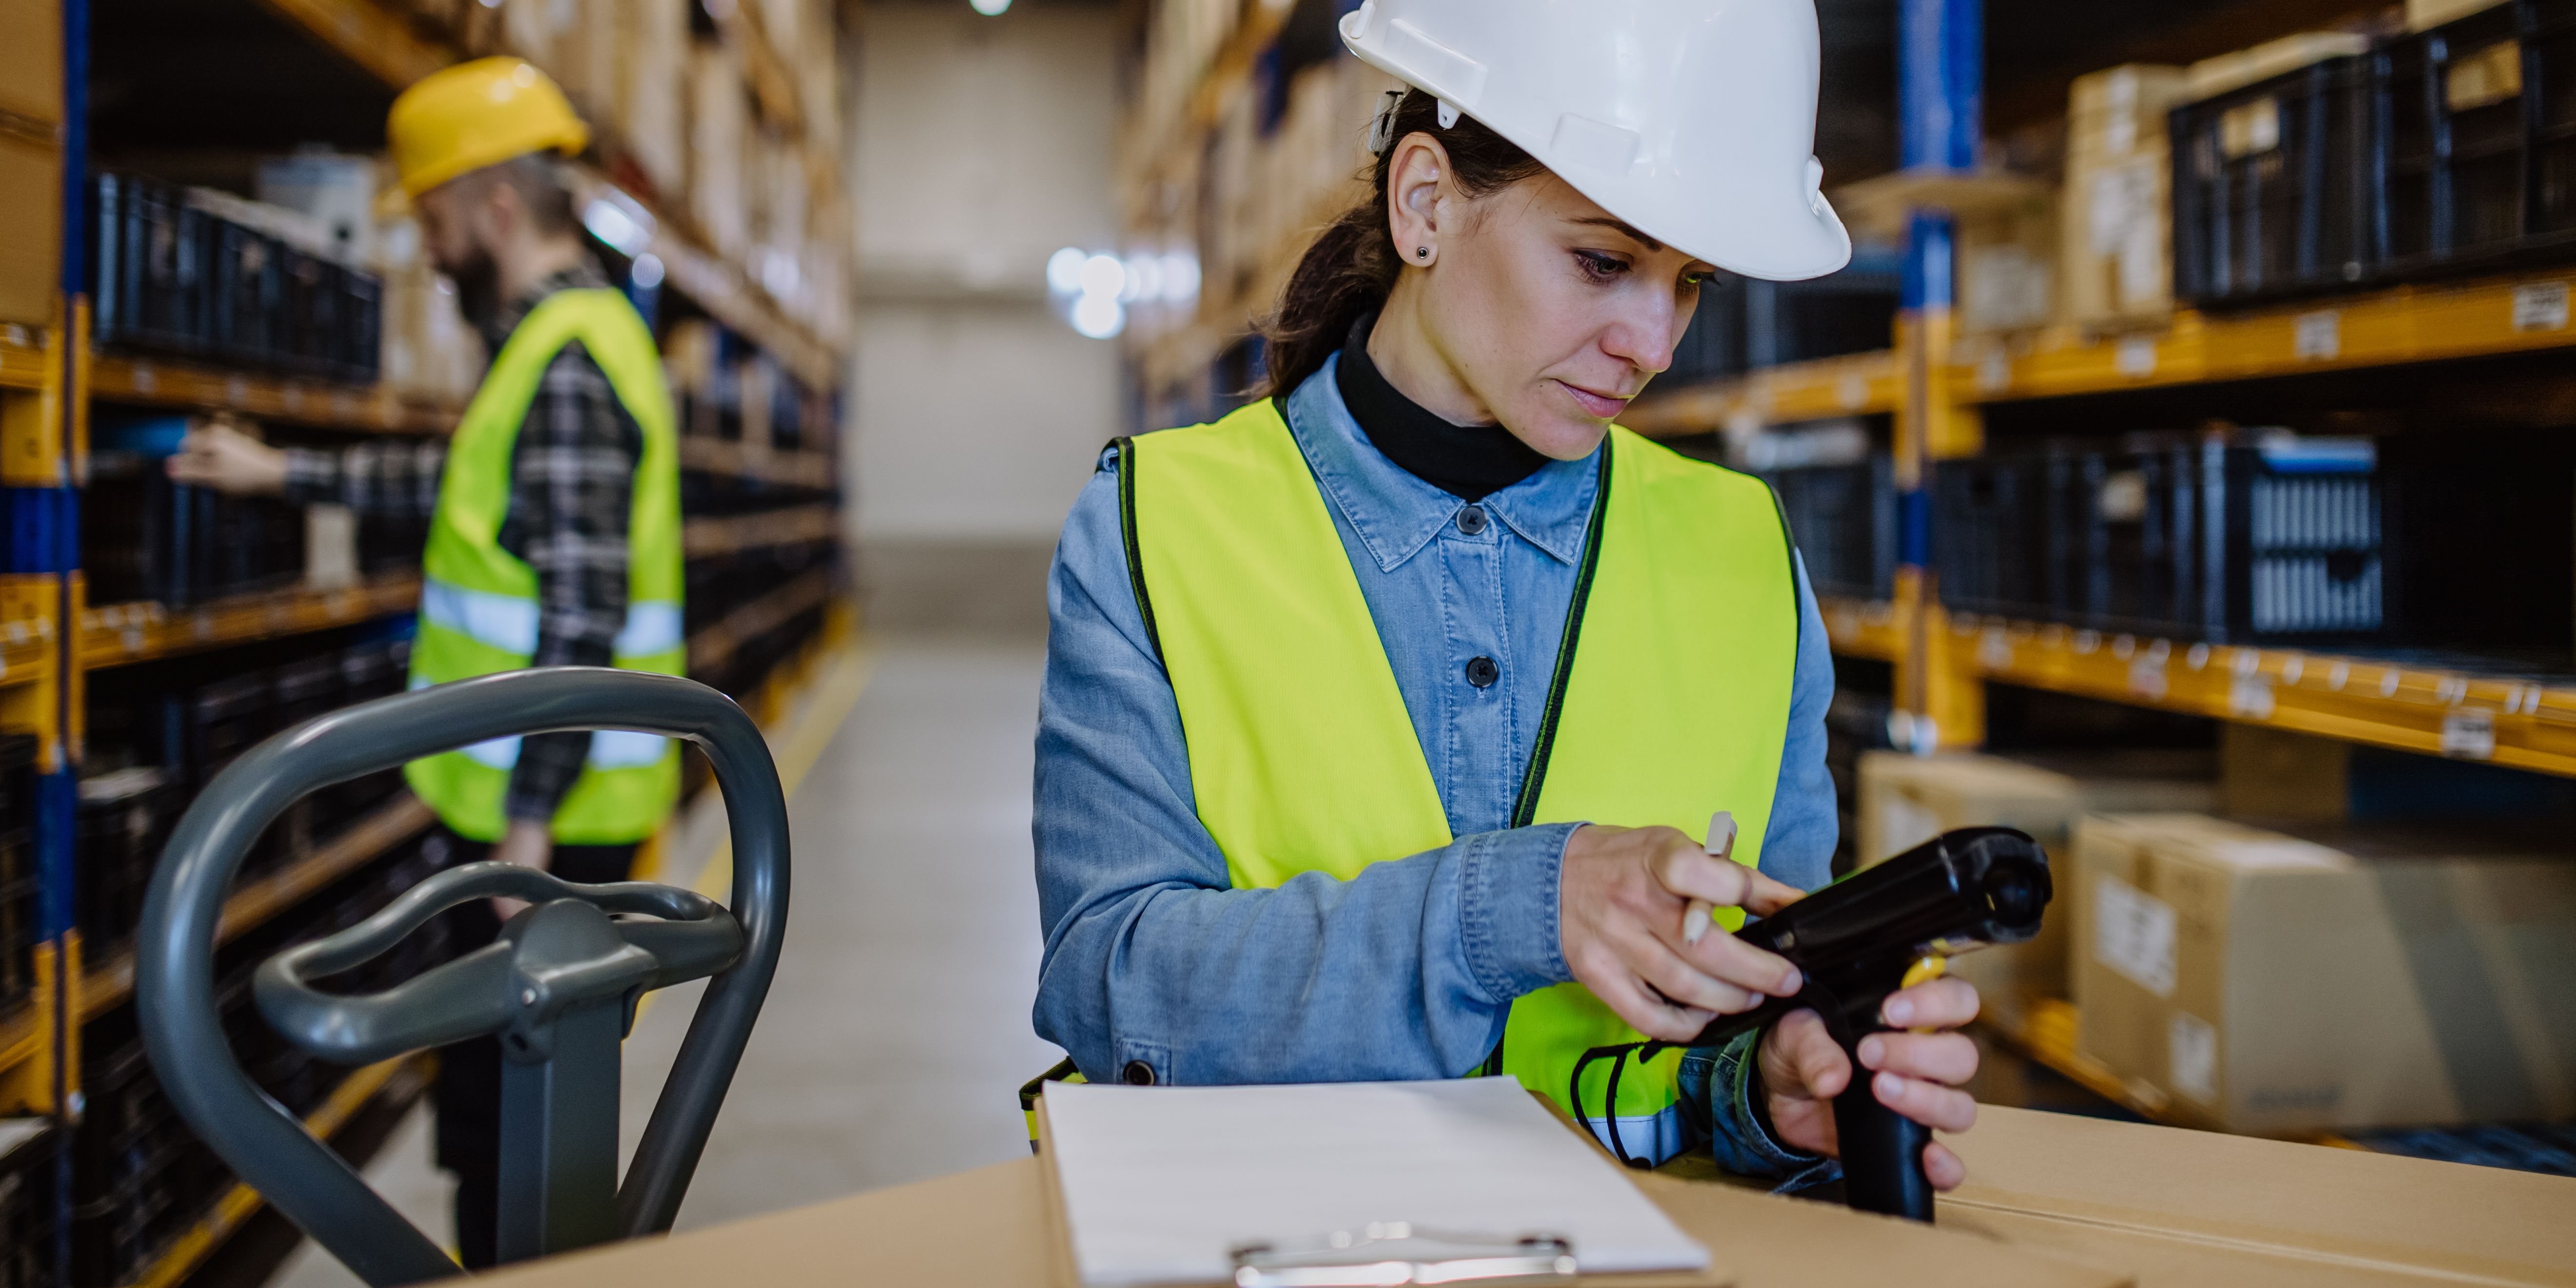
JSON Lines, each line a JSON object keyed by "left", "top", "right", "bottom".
{"left": 1335, "top": 313, "right": 1549, "bottom": 502}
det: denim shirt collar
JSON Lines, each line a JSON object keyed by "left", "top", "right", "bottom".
{"left": 1280, "top": 352, "right": 1599, "bottom": 572}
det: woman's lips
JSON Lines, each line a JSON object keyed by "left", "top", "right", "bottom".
{"left": 1555, "top": 380, "right": 1629, "bottom": 419}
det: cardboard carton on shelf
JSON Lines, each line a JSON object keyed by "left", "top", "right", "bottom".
{"left": 0, "top": 129, "right": 61, "bottom": 328}
{"left": 620, "top": 0, "right": 691, "bottom": 200}
{"left": 2408, "top": 0, "right": 2508, "bottom": 30}
{"left": 1856, "top": 751, "right": 2214, "bottom": 1034}
{"left": 2062, "top": 64, "right": 2188, "bottom": 333}
{"left": 690, "top": 43, "right": 753, "bottom": 262}
{"left": 2073, "top": 812, "right": 2576, "bottom": 1135}
{"left": 0, "top": 0, "right": 63, "bottom": 132}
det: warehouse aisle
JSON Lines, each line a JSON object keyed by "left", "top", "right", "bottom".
{"left": 271, "top": 633, "right": 1064, "bottom": 1284}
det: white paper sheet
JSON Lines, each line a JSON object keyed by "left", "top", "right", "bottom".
{"left": 1043, "top": 1077, "right": 1712, "bottom": 1287}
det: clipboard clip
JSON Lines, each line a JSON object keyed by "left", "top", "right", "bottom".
{"left": 1229, "top": 1222, "right": 1577, "bottom": 1288}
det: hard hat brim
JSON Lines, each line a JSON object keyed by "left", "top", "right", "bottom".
{"left": 1340, "top": 8, "right": 1854, "bottom": 283}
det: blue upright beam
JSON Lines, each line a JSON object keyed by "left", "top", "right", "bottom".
{"left": 1899, "top": 0, "right": 1982, "bottom": 173}
{"left": 52, "top": 0, "right": 88, "bottom": 1281}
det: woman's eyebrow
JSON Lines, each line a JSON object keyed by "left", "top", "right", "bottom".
{"left": 1570, "top": 215, "right": 1665, "bottom": 252}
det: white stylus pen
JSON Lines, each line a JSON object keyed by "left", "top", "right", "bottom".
{"left": 1683, "top": 810, "right": 1738, "bottom": 947}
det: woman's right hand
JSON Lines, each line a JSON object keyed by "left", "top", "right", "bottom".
{"left": 1556, "top": 823, "right": 1805, "bottom": 1041}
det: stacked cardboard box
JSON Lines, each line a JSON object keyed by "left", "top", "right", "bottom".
{"left": 0, "top": 0, "right": 61, "bottom": 327}
{"left": 622, "top": 0, "right": 692, "bottom": 201}
{"left": 690, "top": 43, "right": 753, "bottom": 263}
{"left": 2073, "top": 813, "right": 2576, "bottom": 1134}
{"left": 2061, "top": 64, "right": 2189, "bottom": 332}
{"left": 1856, "top": 751, "right": 2214, "bottom": 1032}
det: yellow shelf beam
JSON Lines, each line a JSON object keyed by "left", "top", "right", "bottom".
{"left": 89, "top": 354, "right": 457, "bottom": 436}
{"left": 1974, "top": 270, "right": 2576, "bottom": 402}
{"left": 123, "top": 1052, "right": 437, "bottom": 1288}
{"left": 77, "top": 796, "right": 437, "bottom": 1025}
{"left": 689, "top": 570, "right": 837, "bottom": 675}
{"left": 1622, "top": 349, "right": 1905, "bottom": 438}
{"left": 677, "top": 437, "right": 838, "bottom": 490}
{"left": 682, "top": 504, "right": 839, "bottom": 560}
{"left": 1628, "top": 266, "right": 2576, "bottom": 435}
{"left": 1822, "top": 593, "right": 2576, "bottom": 779}
{"left": 251, "top": 0, "right": 452, "bottom": 90}
{"left": 80, "top": 572, "right": 422, "bottom": 669}
{"left": 0, "top": 327, "right": 48, "bottom": 392}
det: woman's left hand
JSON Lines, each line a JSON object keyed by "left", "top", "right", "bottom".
{"left": 1753, "top": 976, "right": 1982, "bottom": 1189}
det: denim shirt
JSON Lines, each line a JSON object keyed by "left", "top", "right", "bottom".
{"left": 1031, "top": 355, "right": 1840, "bottom": 1182}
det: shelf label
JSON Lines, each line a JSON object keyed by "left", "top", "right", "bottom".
{"left": 1837, "top": 373, "right": 1869, "bottom": 409}
{"left": 1977, "top": 350, "right": 2011, "bottom": 392}
{"left": 2513, "top": 282, "right": 2569, "bottom": 333}
{"left": 1977, "top": 627, "right": 2011, "bottom": 671}
{"left": 2129, "top": 655, "right": 2168, "bottom": 700}
{"left": 2115, "top": 336, "right": 2157, "bottom": 378}
{"left": 2094, "top": 875, "right": 2176, "bottom": 997}
{"left": 2169, "top": 1012, "right": 2218, "bottom": 1104}
{"left": 2294, "top": 310, "right": 2341, "bottom": 361}
{"left": 2229, "top": 674, "right": 2275, "bottom": 718}
{"left": 2441, "top": 708, "right": 2496, "bottom": 760}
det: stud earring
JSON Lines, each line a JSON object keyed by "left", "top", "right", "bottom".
{"left": 1416, "top": 246, "right": 1431, "bottom": 260}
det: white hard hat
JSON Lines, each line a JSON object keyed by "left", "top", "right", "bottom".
{"left": 1339, "top": 0, "right": 1852, "bottom": 282}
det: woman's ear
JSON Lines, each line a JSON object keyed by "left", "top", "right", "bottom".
{"left": 1385, "top": 132, "right": 1452, "bottom": 268}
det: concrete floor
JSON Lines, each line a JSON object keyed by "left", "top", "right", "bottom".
{"left": 272, "top": 633, "right": 1063, "bottom": 1284}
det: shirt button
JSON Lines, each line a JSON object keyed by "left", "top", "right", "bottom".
{"left": 1121, "top": 1061, "right": 1156, "bottom": 1085}
{"left": 1465, "top": 656, "right": 1499, "bottom": 688}
{"left": 1457, "top": 505, "right": 1489, "bottom": 535}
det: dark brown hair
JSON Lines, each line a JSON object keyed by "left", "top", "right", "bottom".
{"left": 1257, "top": 89, "right": 1544, "bottom": 399}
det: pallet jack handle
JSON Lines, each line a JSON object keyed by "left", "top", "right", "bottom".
{"left": 136, "top": 667, "right": 793, "bottom": 1286}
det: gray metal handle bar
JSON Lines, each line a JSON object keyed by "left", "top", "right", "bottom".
{"left": 256, "top": 863, "right": 742, "bottom": 1066}
{"left": 138, "top": 667, "right": 792, "bottom": 1287}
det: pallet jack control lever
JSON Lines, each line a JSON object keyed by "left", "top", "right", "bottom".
{"left": 1683, "top": 827, "right": 2050, "bottom": 1223}
{"left": 137, "top": 667, "right": 793, "bottom": 1286}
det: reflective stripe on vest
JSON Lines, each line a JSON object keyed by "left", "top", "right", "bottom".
{"left": 405, "top": 288, "right": 686, "bottom": 845}
{"left": 1124, "top": 400, "right": 1798, "bottom": 1165}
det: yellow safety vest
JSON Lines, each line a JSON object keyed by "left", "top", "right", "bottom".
{"left": 405, "top": 288, "right": 685, "bottom": 844}
{"left": 1124, "top": 398, "right": 1798, "bottom": 1164}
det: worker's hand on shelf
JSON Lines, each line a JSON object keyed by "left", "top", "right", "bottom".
{"left": 489, "top": 818, "right": 556, "bottom": 921}
{"left": 1556, "top": 823, "right": 1806, "bottom": 1043}
{"left": 1755, "top": 976, "right": 1982, "bottom": 1189}
{"left": 166, "top": 417, "right": 289, "bottom": 496}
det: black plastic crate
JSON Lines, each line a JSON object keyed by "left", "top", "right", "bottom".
{"left": 2377, "top": 0, "right": 2576, "bottom": 277}
{"left": 1932, "top": 454, "right": 2053, "bottom": 620}
{"left": 1936, "top": 435, "right": 2385, "bottom": 644}
{"left": 0, "top": 735, "right": 37, "bottom": 1014}
{"left": 90, "top": 173, "right": 207, "bottom": 358}
{"left": 321, "top": 640, "right": 410, "bottom": 822}
{"left": 73, "top": 768, "right": 176, "bottom": 963}
{"left": 0, "top": 1124, "right": 61, "bottom": 1288}
{"left": 1668, "top": 246, "right": 1903, "bottom": 383}
{"left": 1767, "top": 458, "right": 1897, "bottom": 600}
{"left": 2173, "top": 54, "right": 2377, "bottom": 305}
{"left": 202, "top": 218, "right": 282, "bottom": 370}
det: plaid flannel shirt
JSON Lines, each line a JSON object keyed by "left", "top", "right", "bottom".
{"left": 285, "top": 262, "right": 644, "bottom": 825}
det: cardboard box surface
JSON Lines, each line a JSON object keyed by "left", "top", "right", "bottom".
{"left": 2074, "top": 813, "right": 2576, "bottom": 1133}
{"left": 1946, "top": 1104, "right": 2576, "bottom": 1286}
{"left": 1858, "top": 753, "right": 2213, "bottom": 1032}
{"left": 0, "top": 0, "right": 64, "bottom": 126}
{"left": 0, "top": 133, "right": 62, "bottom": 327}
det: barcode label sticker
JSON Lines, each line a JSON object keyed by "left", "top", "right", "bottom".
{"left": 2442, "top": 709, "right": 2496, "bottom": 760}
{"left": 2294, "top": 310, "right": 2341, "bottom": 360}
{"left": 2169, "top": 1012, "right": 2218, "bottom": 1103}
{"left": 2115, "top": 336, "right": 2157, "bottom": 377}
{"left": 2513, "top": 282, "right": 2569, "bottom": 332}
{"left": 2094, "top": 876, "right": 2177, "bottom": 997}
{"left": 2129, "top": 656, "right": 2168, "bottom": 700}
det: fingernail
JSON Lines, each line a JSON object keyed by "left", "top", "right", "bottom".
{"left": 1778, "top": 968, "right": 1802, "bottom": 995}
{"left": 1857, "top": 1035, "right": 1883, "bottom": 1068}
{"left": 1876, "top": 1071, "right": 1905, "bottom": 1101}
{"left": 1885, "top": 996, "right": 1913, "bottom": 1025}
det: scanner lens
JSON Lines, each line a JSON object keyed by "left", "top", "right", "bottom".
{"left": 1985, "top": 872, "right": 2035, "bottom": 920}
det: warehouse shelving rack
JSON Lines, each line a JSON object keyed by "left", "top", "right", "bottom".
{"left": 1625, "top": 259, "right": 2576, "bottom": 768}
{"left": 0, "top": 0, "right": 856, "bottom": 1284}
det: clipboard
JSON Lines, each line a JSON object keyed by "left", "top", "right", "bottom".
{"left": 1033, "top": 1081, "right": 1732, "bottom": 1288}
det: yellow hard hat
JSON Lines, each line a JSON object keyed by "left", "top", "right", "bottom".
{"left": 387, "top": 57, "right": 591, "bottom": 199}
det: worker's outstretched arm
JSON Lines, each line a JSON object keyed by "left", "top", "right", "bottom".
{"left": 1033, "top": 466, "right": 1560, "bottom": 1084}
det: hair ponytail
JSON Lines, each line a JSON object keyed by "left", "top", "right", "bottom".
{"left": 1257, "top": 88, "right": 1544, "bottom": 400}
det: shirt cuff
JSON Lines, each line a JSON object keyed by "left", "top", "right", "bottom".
{"left": 1687, "top": 1030, "right": 1840, "bottom": 1192}
{"left": 280, "top": 447, "right": 343, "bottom": 507}
{"left": 1455, "top": 821, "right": 1580, "bottom": 1004}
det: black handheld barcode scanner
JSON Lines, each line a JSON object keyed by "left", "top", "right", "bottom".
{"left": 1685, "top": 826, "right": 2050, "bottom": 1222}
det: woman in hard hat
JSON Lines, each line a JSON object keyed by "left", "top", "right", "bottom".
{"left": 1032, "top": 0, "right": 1981, "bottom": 1185}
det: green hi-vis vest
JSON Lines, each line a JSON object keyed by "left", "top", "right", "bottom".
{"left": 405, "top": 288, "right": 685, "bottom": 845}
{"left": 1123, "top": 399, "right": 1798, "bottom": 1165}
